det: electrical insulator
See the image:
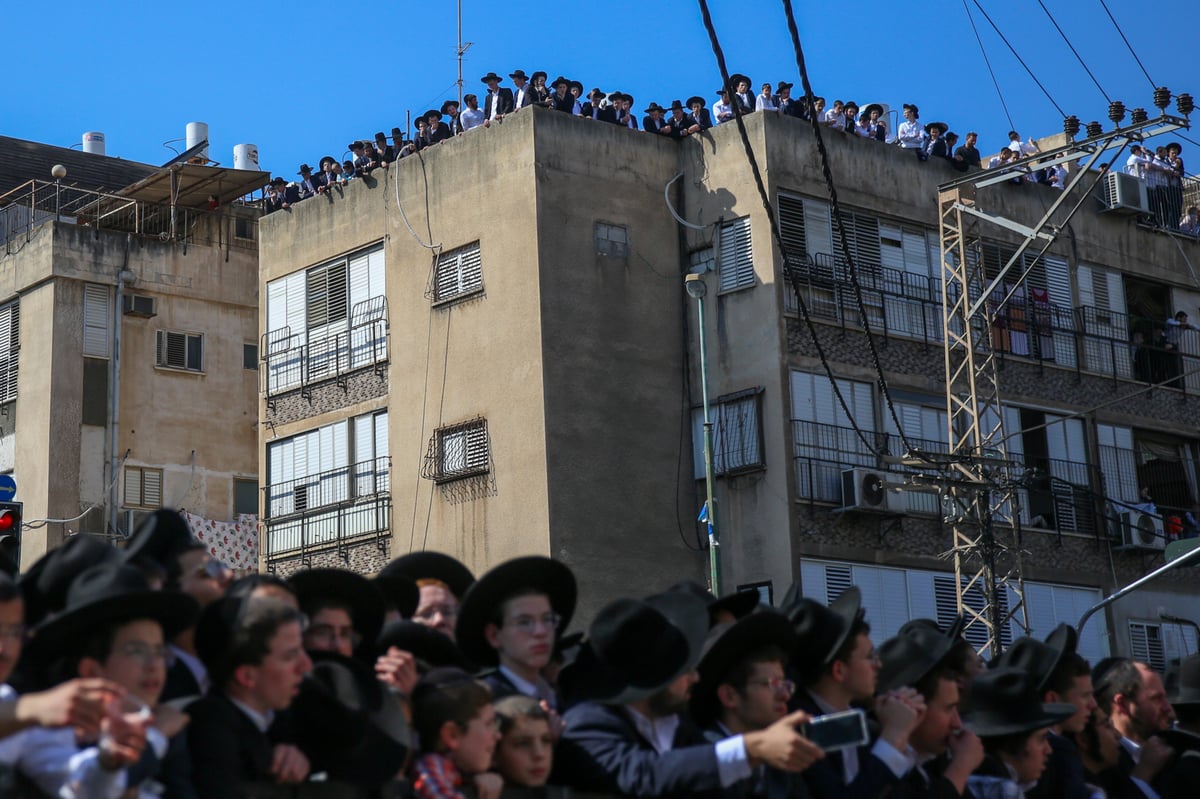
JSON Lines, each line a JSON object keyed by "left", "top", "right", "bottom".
{"left": 1130, "top": 108, "right": 1148, "bottom": 124}
{"left": 1063, "top": 115, "right": 1080, "bottom": 138}
{"left": 1108, "top": 101, "right": 1126, "bottom": 124}
{"left": 1153, "top": 86, "right": 1171, "bottom": 110}
{"left": 1178, "top": 93, "right": 1195, "bottom": 117}
{"left": 1086, "top": 121, "right": 1103, "bottom": 138}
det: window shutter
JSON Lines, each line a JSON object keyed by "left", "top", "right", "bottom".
{"left": 824, "top": 564, "right": 853, "bottom": 604}
{"left": 142, "top": 470, "right": 162, "bottom": 507}
{"left": 0, "top": 302, "right": 18, "bottom": 404}
{"left": 902, "top": 228, "right": 931, "bottom": 277}
{"left": 879, "top": 224, "right": 905, "bottom": 273}
{"left": 799, "top": 560, "right": 827, "bottom": 602}
{"left": 434, "top": 242, "right": 483, "bottom": 303}
{"left": 307, "top": 261, "right": 348, "bottom": 329}
{"left": 83, "top": 284, "right": 110, "bottom": 357}
{"left": 123, "top": 468, "right": 141, "bottom": 506}
{"left": 778, "top": 195, "right": 806, "bottom": 267}
{"left": 349, "top": 253, "right": 371, "bottom": 311}
{"left": 1129, "top": 622, "right": 1166, "bottom": 672}
{"left": 802, "top": 199, "right": 833, "bottom": 260}
{"left": 266, "top": 278, "right": 288, "bottom": 334}
{"left": 718, "top": 217, "right": 754, "bottom": 293}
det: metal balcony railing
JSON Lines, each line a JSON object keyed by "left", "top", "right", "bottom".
{"left": 262, "top": 314, "right": 388, "bottom": 398}
{"left": 0, "top": 179, "right": 258, "bottom": 250}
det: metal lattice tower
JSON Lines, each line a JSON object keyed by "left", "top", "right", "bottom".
{"left": 937, "top": 112, "right": 1190, "bottom": 655}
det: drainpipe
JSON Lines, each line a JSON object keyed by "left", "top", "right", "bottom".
{"left": 107, "top": 236, "right": 132, "bottom": 537}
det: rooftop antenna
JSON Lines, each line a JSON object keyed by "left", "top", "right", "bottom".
{"left": 456, "top": 0, "right": 473, "bottom": 107}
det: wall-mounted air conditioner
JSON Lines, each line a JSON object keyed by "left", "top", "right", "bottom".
{"left": 1118, "top": 511, "right": 1166, "bottom": 550}
{"left": 1102, "top": 172, "right": 1149, "bottom": 215}
{"left": 839, "top": 467, "right": 894, "bottom": 513}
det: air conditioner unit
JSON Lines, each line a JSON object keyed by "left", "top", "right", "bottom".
{"left": 122, "top": 294, "right": 156, "bottom": 318}
{"left": 1102, "top": 172, "right": 1149, "bottom": 215}
{"left": 839, "top": 467, "right": 894, "bottom": 513}
{"left": 1118, "top": 511, "right": 1166, "bottom": 550}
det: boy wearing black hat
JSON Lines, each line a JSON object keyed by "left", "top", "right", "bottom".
{"left": 380, "top": 551, "right": 475, "bottom": 642}
{"left": 785, "top": 587, "right": 923, "bottom": 799}
{"left": 187, "top": 596, "right": 313, "bottom": 798}
{"left": 456, "top": 556, "right": 576, "bottom": 709}
{"left": 554, "top": 591, "right": 820, "bottom": 799}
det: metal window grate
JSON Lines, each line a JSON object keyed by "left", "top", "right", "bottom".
{"left": 430, "top": 242, "right": 484, "bottom": 304}
{"left": 422, "top": 419, "right": 490, "bottom": 482}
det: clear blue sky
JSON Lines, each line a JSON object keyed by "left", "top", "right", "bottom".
{"left": 6, "top": 0, "right": 1197, "bottom": 180}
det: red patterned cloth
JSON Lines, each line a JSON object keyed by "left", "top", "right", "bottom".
{"left": 185, "top": 511, "right": 259, "bottom": 571}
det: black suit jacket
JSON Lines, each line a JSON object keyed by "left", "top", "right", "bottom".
{"left": 185, "top": 693, "right": 275, "bottom": 799}
{"left": 162, "top": 658, "right": 203, "bottom": 702}
{"left": 552, "top": 701, "right": 725, "bottom": 799}
{"left": 891, "top": 758, "right": 973, "bottom": 799}
{"left": 701, "top": 725, "right": 813, "bottom": 799}
{"left": 690, "top": 109, "right": 714, "bottom": 130}
{"left": 484, "top": 88, "right": 515, "bottom": 118}
{"left": 1026, "top": 731, "right": 1091, "bottom": 799}
{"left": 790, "top": 691, "right": 903, "bottom": 799}
{"left": 643, "top": 115, "right": 668, "bottom": 134}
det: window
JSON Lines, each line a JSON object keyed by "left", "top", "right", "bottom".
{"left": 692, "top": 388, "right": 765, "bottom": 477}
{"left": 234, "top": 216, "right": 255, "bottom": 240}
{"left": 790, "top": 371, "right": 876, "bottom": 502}
{"left": 156, "top": 331, "right": 203, "bottom": 371}
{"left": 83, "top": 283, "right": 110, "bottom": 358}
{"left": 243, "top": 343, "right": 257, "bottom": 370}
{"left": 432, "top": 242, "right": 484, "bottom": 305}
{"left": 307, "top": 260, "right": 349, "bottom": 330}
{"left": 594, "top": 223, "right": 628, "bottom": 258}
{"left": 234, "top": 478, "right": 258, "bottom": 515}
{"left": 0, "top": 300, "right": 18, "bottom": 405}
{"left": 423, "top": 419, "right": 489, "bottom": 483}
{"left": 717, "top": 216, "right": 754, "bottom": 293}
{"left": 124, "top": 466, "right": 163, "bottom": 509}
{"left": 1129, "top": 622, "right": 1167, "bottom": 672}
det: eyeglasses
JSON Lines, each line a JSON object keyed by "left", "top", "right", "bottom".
{"left": 116, "top": 642, "right": 168, "bottom": 665}
{"left": 505, "top": 613, "right": 561, "bottom": 635}
{"left": 306, "top": 624, "right": 362, "bottom": 649}
{"left": 746, "top": 677, "right": 796, "bottom": 696}
{"left": 413, "top": 604, "right": 458, "bottom": 621}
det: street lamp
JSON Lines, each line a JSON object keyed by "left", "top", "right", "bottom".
{"left": 51, "top": 164, "right": 67, "bottom": 222}
{"left": 686, "top": 272, "right": 721, "bottom": 596}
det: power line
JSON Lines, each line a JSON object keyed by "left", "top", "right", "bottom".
{"left": 962, "top": 0, "right": 1016, "bottom": 132}
{"left": 1097, "top": 0, "right": 1157, "bottom": 91}
{"left": 693, "top": 0, "right": 882, "bottom": 456}
{"left": 776, "top": 0, "right": 918, "bottom": 457}
{"left": 969, "top": 0, "right": 1067, "bottom": 119}
{"left": 1034, "top": 0, "right": 1110, "bottom": 104}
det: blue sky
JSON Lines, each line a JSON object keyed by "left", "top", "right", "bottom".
{"left": 6, "top": 0, "right": 1197, "bottom": 180}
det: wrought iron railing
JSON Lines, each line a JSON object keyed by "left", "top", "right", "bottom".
{"left": 262, "top": 315, "right": 388, "bottom": 397}
{"left": 0, "top": 179, "right": 258, "bottom": 250}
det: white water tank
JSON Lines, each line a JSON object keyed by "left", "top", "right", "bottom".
{"left": 82, "top": 131, "right": 106, "bottom": 156}
{"left": 233, "top": 144, "right": 259, "bottom": 171}
{"left": 186, "top": 121, "right": 209, "bottom": 161}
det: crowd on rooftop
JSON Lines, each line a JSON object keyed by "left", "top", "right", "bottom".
{"left": 0, "top": 507, "right": 1198, "bottom": 798}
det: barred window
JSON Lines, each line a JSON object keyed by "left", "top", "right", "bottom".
{"left": 156, "top": 330, "right": 203, "bottom": 371}
{"left": 432, "top": 242, "right": 483, "bottom": 305}
{"left": 124, "top": 467, "right": 163, "bottom": 509}
{"left": 692, "top": 388, "right": 765, "bottom": 477}
{"left": 423, "top": 419, "right": 490, "bottom": 483}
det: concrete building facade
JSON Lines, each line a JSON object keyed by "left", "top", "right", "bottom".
{"left": 258, "top": 106, "right": 1200, "bottom": 659}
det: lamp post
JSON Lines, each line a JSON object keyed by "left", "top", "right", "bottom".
{"left": 686, "top": 273, "right": 721, "bottom": 596}
{"left": 51, "top": 164, "right": 67, "bottom": 222}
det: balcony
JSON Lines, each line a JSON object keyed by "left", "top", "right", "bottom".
{"left": 262, "top": 303, "right": 388, "bottom": 400}
{"left": 262, "top": 456, "right": 391, "bottom": 569}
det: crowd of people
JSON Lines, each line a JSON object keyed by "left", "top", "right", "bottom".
{"left": 1124, "top": 143, "right": 1193, "bottom": 233}
{"left": 0, "top": 508, "right": 1197, "bottom": 798}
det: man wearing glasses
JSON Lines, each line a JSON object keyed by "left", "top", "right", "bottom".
{"left": 455, "top": 556, "right": 576, "bottom": 711}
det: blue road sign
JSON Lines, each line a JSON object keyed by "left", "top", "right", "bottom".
{"left": 0, "top": 475, "right": 16, "bottom": 502}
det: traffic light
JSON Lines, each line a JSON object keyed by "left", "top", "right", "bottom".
{"left": 0, "top": 502, "right": 20, "bottom": 535}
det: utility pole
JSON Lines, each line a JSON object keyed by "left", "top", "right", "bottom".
{"left": 456, "top": 0, "right": 473, "bottom": 108}
{"left": 937, "top": 106, "right": 1190, "bottom": 656}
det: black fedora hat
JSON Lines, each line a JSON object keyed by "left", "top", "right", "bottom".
{"left": 440, "top": 100, "right": 460, "bottom": 114}
{"left": 898, "top": 614, "right": 967, "bottom": 642}
{"left": 530, "top": 71, "right": 547, "bottom": 83}
{"left": 28, "top": 563, "right": 199, "bottom": 665}
{"left": 572, "top": 590, "right": 709, "bottom": 705}
{"left": 377, "top": 619, "right": 469, "bottom": 671}
{"left": 690, "top": 609, "right": 797, "bottom": 725}
{"left": 784, "top": 585, "right": 864, "bottom": 672}
{"left": 289, "top": 568, "right": 385, "bottom": 646}
{"left": 925, "top": 121, "right": 948, "bottom": 135}
{"left": 963, "top": 667, "right": 1075, "bottom": 736}
{"left": 348, "top": 141, "right": 365, "bottom": 151}
{"left": 298, "top": 164, "right": 313, "bottom": 175}
{"left": 380, "top": 552, "right": 475, "bottom": 599}
{"left": 993, "top": 625, "right": 1075, "bottom": 694}
{"left": 667, "top": 580, "right": 758, "bottom": 626}
{"left": 644, "top": 102, "right": 666, "bottom": 114}
{"left": 728, "top": 73, "right": 752, "bottom": 89}
{"left": 1168, "top": 652, "right": 1200, "bottom": 707}
{"left": 481, "top": 71, "right": 504, "bottom": 84}
{"left": 318, "top": 155, "right": 336, "bottom": 169}
{"left": 878, "top": 624, "right": 955, "bottom": 694}
{"left": 551, "top": 75, "right": 569, "bottom": 89}
{"left": 686, "top": 96, "right": 707, "bottom": 110}
{"left": 715, "top": 88, "right": 729, "bottom": 97}
{"left": 776, "top": 81, "right": 794, "bottom": 93}
{"left": 588, "top": 87, "right": 605, "bottom": 99}
{"left": 569, "top": 80, "right": 583, "bottom": 94}
{"left": 508, "top": 69, "right": 529, "bottom": 81}
{"left": 373, "top": 570, "right": 419, "bottom": 619}
{"left": 863, "top": 103, "right": 884, "bottom": 118}
{"left": 424, "top": 109, "right": 442, "bottom": 120}
{"left": 291, "top": 651, "right": 411, "bottom": 784}
{"left": 454, "top": 556, "right": 577, "bottom": 667}
{"left": 122, "top": 510, "right": 204, "bottom": 576}
{"left": 668, "top": 99, "right": 686, "bottom": 112}
{"left": 21, "top": 534, "right": 120, "bottom": 626}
